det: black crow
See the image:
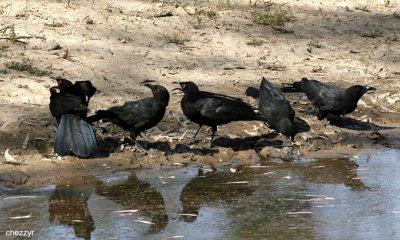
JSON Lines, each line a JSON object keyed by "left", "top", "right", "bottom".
{"left": 49, "top": 79, "right": 97, "bottom": 157}
{"left": 293, "top": 77, "right": 376, "bottom": 120}
{"left": 175, "top": 81, "right": 261, "bottom": 148}
{"left": 87, "top": 84, "right": 170, "bottom": 150}
{"left": 258, "top": 77, "right": 295, "bottom": 139}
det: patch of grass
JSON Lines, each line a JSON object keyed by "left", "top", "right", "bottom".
{"left": 358, "top": 30, "right": 381, "bottom": 38}
{"left": 165, "top": 34, "right": 187, "bottom": 45}
{"left": 307, "top": 41, "right": 323, "bottom": 48}
{"left": 251, "top": 7, "right": 292, "bottom": 29}
{"left": 216, "top": 0, "right": 232, "bottom": 11}
{"left": 0, "top": 46, "right": 9, "bottom": 57}
{"left": 0, "top": 69, "right": 8, "bottom": 74}
{"left": 5, "top": 61, "right": 49, "bottom": 76}
{"left": 9, "top": 25, "right": 17, "bottom": 42}
{"left": 247, "top": 37, "right": 264, "bottom": 46}
{"left": 195, "top": 8, "right": 218, "bottom": 20}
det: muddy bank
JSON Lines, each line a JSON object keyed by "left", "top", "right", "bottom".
{"left": 0, "top": 0, "right": 399, "bottom": 187}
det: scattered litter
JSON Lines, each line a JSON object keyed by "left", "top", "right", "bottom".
{"left": 4, "top": 196, "right": 44, "bottom": 200}
{"left": 283, "top": 176, "right": 291, "bottom": 179}
{"left": 229, "top": 168, "right": 237, "bottom": 173}
{"left": 71, "top": 220, "right": 83, "bottom": 223}
{"left": 178, "top": 129, "right": 188, "bottom": 142}
{"left": 311, "top": 165, "right": 325, "bottom": 168}
{"left": 22, "top": 134, "right": 29, "bottom": 149}
{"left": 8, "top": 214, "right": 32, "bottom": 220}
{"left": 114, "top": 210, "right": 138, "bottom": 214}
{"left": 134, "top": 220, "right": 154, "bottom": 225}
{"left": 325, "top": 197, "right": 335, "bottom": 200}
{"left": 353, "top": 155, "right": 360, "bottom": 159}
{"left": 223, "top": 181, "right": 249, "bottom": 184}
{"left": 263, "top": 171, "right": 275, "bottom": 175}
{"left": 4, "top": 149, "right": 23, "bottom": 165}
{"left": 250, "top": 165, "right": 271, "bottom": 168}
{"left": 172, "top": 162, "right": 185, "bottom": 166}
{"left": 163, "top": 236, "right": 185, "bottom": 239}
{"left": 159, "top": 176, "right": 175, "bottom": 179}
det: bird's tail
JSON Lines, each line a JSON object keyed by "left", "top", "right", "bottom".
{"left": 87, "top": 110, "right": 118, "bottom": 124}
{"left": 54, "top": 114, "right": 97, "bottom": 157}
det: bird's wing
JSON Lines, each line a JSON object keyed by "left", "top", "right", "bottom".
{"left": 303, "top": 79, "right": 344, "bottom": 109}
{"left": 50, "top": 93, "right": 86, "bottom": 117}
{"left": 259, "top": 78, "right": 295, "bottom": 121}
{"left": 200, "top": 91, "right": 244, "bottom": 101}
{"left": 107, "top": 98, "right": 157, "bottom": 126}
{"left": 198, "top": 97, "right": 256, "bottom": 121}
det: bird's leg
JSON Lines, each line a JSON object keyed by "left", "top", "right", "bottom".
{"left": 189, "top": 125, "right": 202, "bottom": 144}
{"left": 129, "top": 131, "right": 148, "bottom": 154}
{"left": 209, "top": 125, "right": 217, "bottom": 148}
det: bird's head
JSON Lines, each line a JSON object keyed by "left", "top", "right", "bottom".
{"left": 346, "top": 85, "right": 376, "bottom": 98}
{"left": 54, "top": 77, "right": 73, "bottom": 90}
{"left": 145, "top": 84, "right": 170, "bottom": 105}
{"left": 172, "top": 81, "right": 200, "bottom": 94}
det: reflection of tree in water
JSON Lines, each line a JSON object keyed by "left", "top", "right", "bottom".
{"left": 95, "top": 173, "right": 168, "bottom": 233}
{"left": 180, "top": 170, "right": 255, "bottom": 222}
{"left": 48, "top": 182, "right": 95, "bottom": 240}
{"left": 300, "top": 158, "right": 369, "bottom": 190}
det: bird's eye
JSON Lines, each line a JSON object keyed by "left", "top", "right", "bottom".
{"left": 182, "top": 83, "right": 186, "bottom": 89}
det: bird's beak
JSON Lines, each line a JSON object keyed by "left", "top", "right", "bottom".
{"left": 144, "top": 83, "right": 154, "bottom": 89}
{"left": 365, "top": 86, "right": 376, "bottom": 93}
{"left": 172, "top": 82, "right": 183, "bottom": 92}
{"left": 172, "top": 87, "right": 182, "bottom": 92}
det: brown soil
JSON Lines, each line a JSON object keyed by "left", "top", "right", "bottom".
{"left": 0, "top": 0, "right": 399, "bottom": 187}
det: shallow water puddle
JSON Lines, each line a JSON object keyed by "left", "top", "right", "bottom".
{"left": 0, "top": 149, "right": 399, "bottom": 239}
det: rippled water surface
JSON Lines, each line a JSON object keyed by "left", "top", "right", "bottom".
{"left": 1, "top": 149, "right": 400, "bottom": 240}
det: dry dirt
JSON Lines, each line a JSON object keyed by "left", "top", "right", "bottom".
{"left": 0, "top": 0, "right": 399, "bottom": 187}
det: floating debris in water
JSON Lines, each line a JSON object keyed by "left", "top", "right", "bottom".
{"left": 283, "top": 176, "right": 291, "bottom": 179}
{"left": 114, "top": 210, "right": 138, "bottom": 214}
{"left": 250, "top": 165, "right": 271, "bottom": 168}
{"left": 223, "top": 181, "right": 249, "bottom": 184}
{"left": 4, "top": 196, "right": 44, "bottom": 200}
{"left": 134, "top": 220, "right": 154, "bottom": 225}
{"left": 71, "top": 220, "right": 83, "bottom": 223}
{"left": 8, "top": 214, "right": 32, "bottom": 220}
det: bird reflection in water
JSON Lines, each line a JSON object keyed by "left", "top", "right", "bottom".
{"left": 180, "top": 169, "right": 255, "bottom": 222}
{"left": 48, "top": 179, "right": 96, "bottom": 240}
{"left": 95, "top": 173, "right": 168, "bottom": 233}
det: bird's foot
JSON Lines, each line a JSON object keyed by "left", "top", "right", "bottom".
{"left": 134, "top": 141, "right": 149, "bottom": 154}
{"left": 323, "top": 120, "right": 341, "bottom": 132}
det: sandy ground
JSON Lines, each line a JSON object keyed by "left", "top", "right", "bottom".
{"left": 0, "top": 0, "right": 399, "bottom": 187}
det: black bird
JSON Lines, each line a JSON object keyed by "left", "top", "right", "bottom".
{"left": 49, "top": 79, "right": 97, "bottom": 157}
{"left": 258, "top": 77, "right": 295, "bottom": 139}
{"left": 175, "top": 81, "right": 261, "bottom": 148}
{"left": 87, "top": 84, "right": 170, "bottom": 150}
{"left": 287, "top": 78, "right": 376, "bottom": 120}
